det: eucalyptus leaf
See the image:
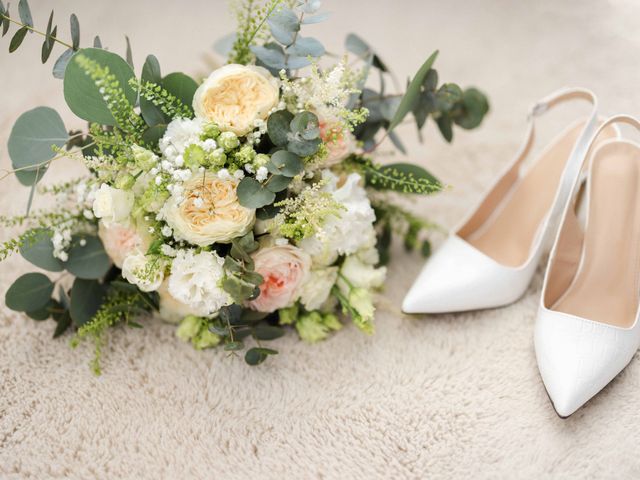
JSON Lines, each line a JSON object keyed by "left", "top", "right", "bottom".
{"left": 0, "top": 0, "right": 6, "bottom": 16}
{"left": 299, "top": 0, "right": 321, "bottom": 14}
{"left": 287, "top": 36, "right": 324, "bottom": 57}
{"left": 8, "top": 106, "right": 68, "bottom": 186}
{"left": 237, "top": 177, "right": 276, "bottom": 209}
{"left": 301, "top": 12, "right": 330, "bottom": 24}
{"left": 245, "top": 347, "right": 277, "bottom": 366}
{"left": 70, "top": 13, "right": 79, "bottom": 49}
{"left": 65, "top": 235, "right": 111, "bottom": 279}
{"left": 26, "top": 299, "right": 57, "bottom": 321}
{"left": 140, "top": 54, "right": 164, "bottom": 126}
{"left": 250, "top": 44, "right": 285, "bottom": 69}
{"left": 2, "top": 12, "right": 9, "bottom": 37}
{"left": 19, "top": 228, "right": 64, "bottom": 271}
{"left": 270, "top": 23, "right": 296, "bottom": 46}
{"left": 345, "top": 33, "right": 370, "bottom": 57}
{"left": 17, "top": 0, "right": 31, "bottom": 27}
{"left": 269, "top": 150, "right": 303, "bottom": 177}
{"left": 53, "top": 310, "right": 71, "bottom": 338}
{"left": 52, "top": 47, "right": 73, "bottom": 79}
{"left": 265, "top": 174, "right": 291, "bottom": 192}
{"left": 125, "top": 35, "right": 133, "bottom": 68}
{"left": 5, "top": 273, "right": 53, "bottom": 312}
{"left": 253, "top": 325, "right": 285, "bottom": 340}
{"left": 63, "top": 47, "right": 136, "bottom": 125}
{"left": 290, "top": 110, "right": 319, "bottom": 139}
{"left": 9, "top": 25, "right": 27, "bottom": 52}
{"left": 69, "top": 278, "right": 106, "bottom": 326}
{"left": 93, "top": 35, "right": 101, "bottom": 48}
{"left": 267, "top": 109, "right": 293, "bottom": 146}
{"left": 41, "top": 25, "right": 56, "bottom": 63}
{"left": 214, "top": 32, "right": 236, "bottom": 57}
{"left": 224, "top": 341, "right": 244, "bottom": 351}
{"left": 287, "top": 136, "right": 320, "bottom": 156}
{"left": 387, "top": 50, "right": 438, "bottom": 132}
{"left": 162, "top": 72, "right": 198, "bottom": 109}
{"left": 437, "top": 114, "right": 453, "bottom": 142}
{"left": 285, "top": 55, "right": 312, "bottom": 69}
{"left": 267, "top": 7, "right": 299, "bottom": 45}
{"left": 142, "top": 124, "right": 167, "bottom": 148}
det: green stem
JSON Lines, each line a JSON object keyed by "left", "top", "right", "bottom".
{"left": 1, "top": 13, "right": 74, "bottom": 50}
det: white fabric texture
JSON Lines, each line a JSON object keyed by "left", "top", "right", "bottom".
{"left": 2, "top": 0, "right": 640, "bottom": 478}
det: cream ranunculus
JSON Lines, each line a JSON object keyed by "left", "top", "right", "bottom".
{"left": 193, "top": 64, "right": 280, "bottom": 136}
{"left": 92, "top": 183, "right": 134, "bottom": 226}
{"left": 163, "top": 172, "right": 255, "bottom": 246}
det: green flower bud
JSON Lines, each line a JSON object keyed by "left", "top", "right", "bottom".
{"left": 201, "top": 122, "right": 221, "bottom": 140}
{"left": 295, "top": 311, "right": 329, "bottom": 343}
{"left": 218, "top": 131, "right": 240, "bottom": 151}
{"left": 253, "top": 153, "right": 270, "bottom": 168}
{"left": 132, "top": 145, "right": 158, "bottom": 171}
{"left": 234, "top": 144, "right": 256, "bottom": 164}
{"left": 210, "top": 148, "right": 227, "bottom": 167}
{"left": 278, "top": 304, "right": 299, "bottom": 325}
{"left": 184, "top": 144, "right": 207, "bottom": 169}
{"left": 349, "top": 288, "right": 375, "bottom": 322}
{"left": 176, "top": 315, "right": 202, "bottom": 342}
{"left": 192, "top": 328, "right": 221, "bottom": 350}
{"left": 322, "top": 313, "right": 342, "bottom": 331}
{"left": 115, "top": 172, "right": 136, "bottom": 190}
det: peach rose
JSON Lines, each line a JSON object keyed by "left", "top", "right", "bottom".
{"left": 163, "top": 172, "right": 255, "bottom": 246}
{"left": 248, "top": 244, "right": 311, "bottom": 313}
{"left": 98, "top": 220, "right": 147, "bottom": 268}
{"left": 319, "top": 121, "right": 356, "bottom": 166}
{"left": 193, "top": 64, "right": 280, "bottom": 136}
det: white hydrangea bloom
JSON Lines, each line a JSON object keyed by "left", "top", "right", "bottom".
{"left": 299, "top": 170, "right": 376, "bottom": 265}
{"left": 160, "top": 118, "right": 204, "bottom": 161}
{"left": 168, "top": 250, "right": 231, "bottom": 316}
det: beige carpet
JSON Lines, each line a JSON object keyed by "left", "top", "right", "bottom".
{"left": 2, "top": 0, "right": 640, "bottom": 478}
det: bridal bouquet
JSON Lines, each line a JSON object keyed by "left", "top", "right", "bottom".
{"left": 0, "top": 0, "right": 488, "bottom": 372}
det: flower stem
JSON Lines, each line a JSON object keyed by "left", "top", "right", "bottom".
{"left": 1, "top": 13, "right": 74, "bottom": 50}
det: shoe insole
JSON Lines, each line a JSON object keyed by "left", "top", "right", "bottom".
{"left": 464, "top": 121, "right": 616, "bottom": 267}
{"left": 554, "top": 141, "right": 640, "bottom": 327}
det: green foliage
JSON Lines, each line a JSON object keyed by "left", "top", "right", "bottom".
{"left": 237, "top": 177, "right": 276, "bottom": 208}
{"left": 135, "top": 78, "right": 194, "bottom": 125}
{"left": 69, "top": 278, "right": 107, "bottom": 326}
{"left": 19, "top": 228, "right": 63, "bottom": 271}
{"left": 222, "top": 232, "right": 263, "bottom": 303}
{"left": 65, "top": 235, "right": 111, "bottom": 280}
{"left": 8, "top": 106, "right": 68, "bottom": 186}
{"left": 5, "top": 272, "right": 54, "bottom": 312}
{"left": 347, "top": 157, "right": 442, "bottom": 195}
{"left": 245, "top": 347, "right": 278, "bottom": 365}
{"left": 228, "top": 0, "right": 285, "bottom": 65}
{"left": 64, "top": 48, "right": 139, "bottom": 127}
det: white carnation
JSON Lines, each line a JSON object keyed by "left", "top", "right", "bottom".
{"left": 92, "top": 183, "right": 134, "bottom": 226}
{"left": 168, "top": 250, "right": 231, "bottom": 316}
{"left": 300, "top": 170, "right": 376, "bottom": 265}
{"left": 160, "top": 118, "right": 204, "bottom": 160}
{"left": 299, "top": 266, "right": 338, "bottom": 311}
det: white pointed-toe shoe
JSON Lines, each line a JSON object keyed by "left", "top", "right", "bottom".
{"left": 535, "top": 115, "right": 640, "bottom": 418}
{"left": 402, "top": 87, "right": 610, "bottom": 314}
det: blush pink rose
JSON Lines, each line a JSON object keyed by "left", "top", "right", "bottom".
{"left": 319, "top": 121, "right": 355, "bottom": 166}
{"left": 248, "top": 244, "right": 311, "bottom": 313}
{"left": 98, "top": 221, "right": 145, "bottom": 268}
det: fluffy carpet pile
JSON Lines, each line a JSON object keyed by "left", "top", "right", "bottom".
{"left": 2, "top": 1, "right": 640, "bottom": 478}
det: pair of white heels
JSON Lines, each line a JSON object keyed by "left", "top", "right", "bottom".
{"left": 403, "top": 87, "right": 640, "bottom": 418}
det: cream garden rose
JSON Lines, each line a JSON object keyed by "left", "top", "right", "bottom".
{"left": 193, "top": 64, "right": 280, "bottom": 136}
{"left": 163, "top": 172, "right": 255, "bottom": 246}
{"left": 92, "top": 183, "right": 134, "bottom": 226}
{"left": 248, "top": 244, "right": 311, "bottom": 313}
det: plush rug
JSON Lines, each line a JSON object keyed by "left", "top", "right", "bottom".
{"left": 2, "top": 1, "right": 640, "bottom": 478}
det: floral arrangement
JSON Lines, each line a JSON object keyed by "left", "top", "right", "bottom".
{"left": 0, "top": 0, "right": 488, "bottom": 372}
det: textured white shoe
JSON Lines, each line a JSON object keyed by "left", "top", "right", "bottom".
{"left": 535, "top": 115, "right": 640, "bottom": 418}
{"left": 403, "top": 88, "right": 603, "bottom": 314}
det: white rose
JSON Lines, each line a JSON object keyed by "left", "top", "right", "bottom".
{"left": 98, "top": 220, "right": 150, "bottom": 268}
{"left": 157, "top": 280, "right": 201, "bottom": 324}
{"left": 168, "top": 249, "right": 231, "bottom": 315}
{"left": 299, "top": 266, "right": 338, "bottom": 311}
{"left": 340, "top": 255, "right": 387, "bottom": 290}
{"left": 193, "top": 64, "right": 280, "bottom": 136}
{"left": 92, "top": 183, "right": 134, "bottom": 226}
{"left": 122, "top": 251, "right": 165, "bottom": 292}
{"left": 163, "top": 172, "right": 255, "bottom": 246}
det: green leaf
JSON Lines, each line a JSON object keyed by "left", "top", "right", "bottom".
{"left": 245, "top": 347, "right": 278, "bottom": 366}
{"left": 265, "top": 174, "right": 291, "bottom": 192}
{"left": 125, "top": 35, "right": 133, "bottom": 68}
{"left": 290, "top": 111, "right": 319, "bottom": 140}
{"left": 455, "top": 87, "right": 490, "bottom": 130}
{"left": 140, "top": 54, "right": 164, "bottom": 126}
{"left": 253, "top": 325, "right": 285, "bottom": 340}
{"left": 268, "top": 150, "right": 303, "bottom": 177}
{"left": 17, "top": 0, "right": 31, "bottom": 27}
{"left": 69, "top": 13, "right": 79, "bottom": 50}
{"left": 250, "top": 44, "right": 285, "bottom": 69}
{"left": 19, "top": 228, "right": 63, "bottom": 271}
{"left": 53, "top": 310, "right": 71, "bottom": 338}
{"left": 52, "top": 48, "right": 73, "bottom": 79}
{"left": 437, "top": 114, "right": 453, "bottom": 142}
{"left": 366, "top": 162, "right": 441, "bottom": 194}
{"left": 9, "top": 25, "right": 27, "bottom": 52}
{"left": 287, "top": 36, "right": 324, "bottom": 57}
{"left": 237, "top": 177, "right": 276, "bottom": 209}
{"left": 287, "top": 136, "right": 320, "bottom": 156}
{"left": 93, "top": 35, "right": 101, "bottom": 48}
{"left": 267, "top": 110, "right": 293, "bottom": 146}
{"left": 2, "top": 13, "right": 9, "bottom": 37}
{"left": 26, "top": 298, "right": 59, "bottom": 321}
{"left": 63, "top": 47, "right": 136, "bottom": 125}
{"left": 8, "top": 106, "right": 68, "bottom": 186}
{"left": 162, "top": 72, "right": 198, "bottom": 109}
{"left": 69, "top": 278, "right": 106, "bottom": 326}
{"left": 65, "top": 235, "right": 110, "bottom": 279}
{"left": 142, "top": 124, "right": 167, "bottom": 148}
{"left": 223, "top": 341, "right": 244, "bottom": 351}
{"left": 387, "top": 50, "right": 439, "bottom": 133}
{"left": 267, "top": 7, "right": 299, "bottom": 45}
{"left": 5, "top": 273, "right": 53, "bottom": 312}
{"left": 0, "top": 0, "right": 6, "bottom": 16}
{"left": 41, "top": 25, "right": 56, "bottom": 63}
